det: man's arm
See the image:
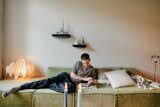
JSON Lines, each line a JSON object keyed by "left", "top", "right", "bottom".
{"left": 86, "top": 68, "right": 98, "bottom": 86}
{"left": 70, "top": 71, "right": 93, "bottom": 82}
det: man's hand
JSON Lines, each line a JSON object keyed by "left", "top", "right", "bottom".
{"left": 87, "top": 79, "right": 98, "bottom": 86}
{"left": 70, "top": 71, "right": 93, "bottom": 82}
{"left": 70, "top": 71, "right": 85, "bottom": 81}
{"left": 82, "top": 77, "right": 93, "bottom": 81}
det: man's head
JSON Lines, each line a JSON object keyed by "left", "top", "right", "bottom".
{"left": 81, "top": 53, "right": 91, "bottom": 68}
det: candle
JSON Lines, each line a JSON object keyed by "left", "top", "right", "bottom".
{"left": 64, "top": 83, "right": 68, "bottom": 107}
{"left": 77, "top": 83, "right": 82, "bottom": 107}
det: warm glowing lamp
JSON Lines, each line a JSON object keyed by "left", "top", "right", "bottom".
{"left": 6, "top": 59, "right": 45, "bottom": 80}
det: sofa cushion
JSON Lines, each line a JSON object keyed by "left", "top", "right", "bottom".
{"left": 0, "top": 79, "right": 42, "bottom": 107}
{"left": 97, "top": 67, "right": 137, "bottom": 79}
{"left": 117, "top": 93, "right": 160, "bottom": 107}
{"left": 0, "top": 80, "right": 74, "bottom": 107}
{"left": 105, "top": 70, "right": 135, "bottom": 88}
{"left": 47, "top": 67, "right": 137, "bottom": 79}
{"left": 34, "top": 89, "right": 75, "bottom": 107}
{"left": 75, "top": 92, "right": 114, "bottom": 107}
{"left": 0, "top": 89, "right": 34, "bottom": 107}
{"left": 81, "top": 86, "right": 160, "bottom": 94}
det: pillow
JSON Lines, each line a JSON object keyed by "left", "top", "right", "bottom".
{"left": 98, "top": 71, "right": 108, "bottom": 80}
{"left": 105, "top": 70, "right": 135, "bottom": 88}
{"left": 97, "top": 69, "right": 109, "bottom": 84}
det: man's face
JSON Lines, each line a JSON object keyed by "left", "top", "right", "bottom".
{"left": 82, "top": 59, "right": 91, "bottom": 68}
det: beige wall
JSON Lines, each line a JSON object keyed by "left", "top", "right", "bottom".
{"left": 0, "top": 0, "right": 3, "bottom": 79}
{"left": 3, "top": 0, "right": 160, "bottom": 81}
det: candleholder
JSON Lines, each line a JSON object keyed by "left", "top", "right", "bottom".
{"left": 77, "top": 83, "right": 82, "bottom": 107}
{"left": 64, "top": 83, "right": 68, "bottom": 107}
{"left": 151, "top": 55, "right": 160, "bottom": 82}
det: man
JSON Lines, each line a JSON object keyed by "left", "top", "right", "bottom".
{"left": 2, "top": 53, "right": 97, "bottom": 98}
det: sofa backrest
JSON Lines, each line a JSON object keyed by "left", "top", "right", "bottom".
{"left": 47, "top": 67, "right": 137, "bottom": 79}
{"left": 47, "top": 67, "right": 72, "bottom": 78}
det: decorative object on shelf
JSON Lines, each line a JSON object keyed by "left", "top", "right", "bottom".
{"left": 72, "top": 37, "right": 87, "bottom": 48}
{"left": 52, "top": 21, "right": 71, "bottom": 38}
{"left": 151, "top": 55, "right": 160, "bottom": 82}
{"left": 77, "top": 83, "right": 82, "bottom": 107}
{"left": 64, "top": 83, "right": 68, "bottom": 107}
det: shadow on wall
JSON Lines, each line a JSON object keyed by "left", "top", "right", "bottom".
{"left": 136, "top": 68, "right": 160, "bottom": 82}
{"left": 53, "top": 34, "right": 95, "bottom": 52}
{"left": 3, "top": 0, "right": 31, "bottom": 76}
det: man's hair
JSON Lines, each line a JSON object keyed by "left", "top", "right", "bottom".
{"left": 81, "top": 53, "right": 90, "bottom": 60}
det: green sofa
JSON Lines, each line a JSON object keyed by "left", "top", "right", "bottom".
{"left": 0, "top": 80, "right": 75, "bottom": 107}
{"left": 0, "top": 67, "right": 160, "bottom": 107}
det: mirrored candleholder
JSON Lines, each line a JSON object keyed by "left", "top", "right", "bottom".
{"left": 151, "top": 55, "right": 160, "bottom": 82}
{"left": 64, "top": 83, "right": 68, "bottom": 107}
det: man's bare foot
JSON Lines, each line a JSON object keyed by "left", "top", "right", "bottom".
{"left": 1, "top": 87, "right": 21, "bottom": 98}
{"left": 2, "top": 90, "right": 10, "bottom": 98}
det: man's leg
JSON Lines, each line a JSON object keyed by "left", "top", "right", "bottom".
{"left": 49, "top": 72, "right": 76, "bottom": 93}
{"left": 2, "top": 78, "right": 51, "bottom": 98}
{"left": 20, "top": 78, "right": 52, "bottom": 90}
{"left": 2, "top": 72, "right": 75, "bottom": 97}
{"left": 48, "top": 72, "right": 72, "bottom": 83}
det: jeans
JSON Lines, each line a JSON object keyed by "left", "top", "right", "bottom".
{"left": 20, "top": 72, "right": 76, "bottom": 93}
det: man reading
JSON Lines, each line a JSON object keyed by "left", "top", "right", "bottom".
{"left": 2, "top": 53, "right": 97, "bottom": 98}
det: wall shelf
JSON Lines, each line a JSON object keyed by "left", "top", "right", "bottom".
{"left": 51, "top": 34, "right": 71, "bottom": 38}
{"left": 72, "top": 44, "right": 87, "bottom": 48}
